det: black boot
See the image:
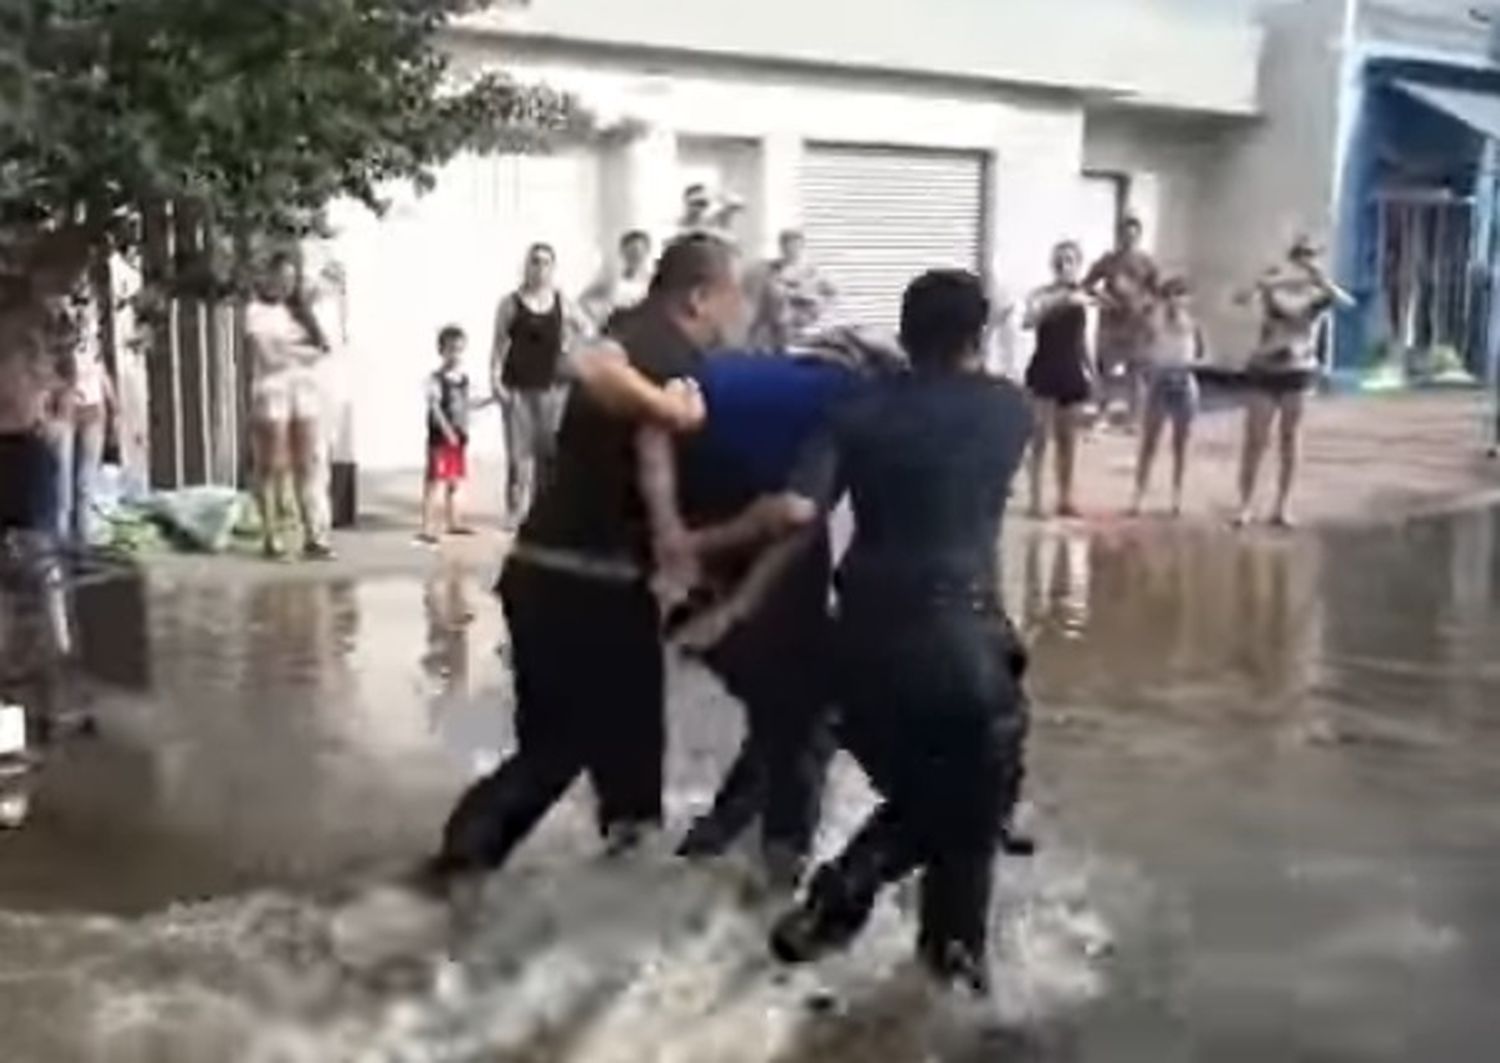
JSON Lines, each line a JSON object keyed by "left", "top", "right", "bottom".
{"left": 998, "top": 826, "right": 1037, "bottom": 857}
{"left": 918, "top": 939, "right": 992, "bottom": 998}
{"left": 769, "top": 864, "right": 878, "bottom": 965}
{"left": 675, "top": 814, "right": 738, "bottom": 859}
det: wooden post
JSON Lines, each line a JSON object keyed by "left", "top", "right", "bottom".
{"left": 174, "top": 201, "right": 209, "bottom": 485}
{"left": 141, "top": 201, "right": 181, "bottom": 489}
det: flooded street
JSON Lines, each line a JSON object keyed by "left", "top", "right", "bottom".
{"left": 3, "top": 506, "right": 1499, "bottom": 1061}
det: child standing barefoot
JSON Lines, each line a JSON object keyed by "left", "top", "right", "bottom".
{"left": 419, "top": 326, "right": 474, "bottom": 543}
{"left": 1131, "top": 277, "right": 1204, "bottom": 517}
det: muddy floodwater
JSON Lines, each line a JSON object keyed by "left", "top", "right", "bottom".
{"left": 2, "top": 506, "right": 1499, "bottom": 1061}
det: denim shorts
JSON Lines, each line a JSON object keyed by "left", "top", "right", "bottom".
{"left": 1145, "top": 367, "right": 1200, "bottom": 423}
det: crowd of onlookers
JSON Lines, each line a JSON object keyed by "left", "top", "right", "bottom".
{"left": 412, "top": 183, "right": 843, "bottom": 541}
{"left": 2, "top": 187, "right": 1352, "bottom": 562}
{"left": 416, "top": 191, "right": 1353, "bottom": 543}
{"left": 1015, "top": 214, "right": 1351, "bottom": 527}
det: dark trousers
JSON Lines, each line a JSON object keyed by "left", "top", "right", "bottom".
{"left": 439, "top": 559, "right": 664, "bottom": 871}
{"left": 690, "top": 539, "right": 835, "bottom": 859}
{"left": 0, "top": 431, "right": 59, "bottom": 534}
{"left": 688, "top": 705, "right": 834, "bottom": 858}
{"left": 806, "top": 598, "right": 1028, "bottom": 962}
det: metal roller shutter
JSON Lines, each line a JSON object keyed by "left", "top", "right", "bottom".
{"left": 801, "top": 145, "right": 987, "bottom": 329}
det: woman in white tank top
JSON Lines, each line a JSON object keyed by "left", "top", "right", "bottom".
{"left": 244, "top": 252, "right": 333, "bottom": 560}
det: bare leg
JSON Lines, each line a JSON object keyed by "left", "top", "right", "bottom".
{"left": 418, "top": 477, "right": 439, "bottom": 542}
{"left": 1055, "top": 403, "right": 1080, "bottom": 517}
{"left": 253, "top": 418, "right": 291, "bottom": 557}
{"left": 1235, "top": 391, "right": 1274, "bottom": 527}
{"left": 1028, "top": 398, "right": 1051, "bottom": 518}
{"left": 420, "top": 483, "right": 435, "bottom": 538}
{"left": 1131, "top": 401, "right": 1165, "bottom": 515}
{"left": 289, "top": 416, "right": 332, "bottom": 556}
{"left": 1127, "top": 362, "right": 1145, "bottom": 433}
{"left": 1170, "top": 411, "right": 1192, "bottom": 517}
{"left": 444, "top": 482, "right": 461, "bottom": 533}
{"left": 1271, "top": 392, "right": 1305, "bottom": 527}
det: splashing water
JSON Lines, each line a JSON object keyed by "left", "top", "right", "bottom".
{"left": 0, "top": 829, "right": 1124, "bottom": 1062}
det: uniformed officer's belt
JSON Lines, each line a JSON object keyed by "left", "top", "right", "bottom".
{"left": 509, "top": 542, "right": 644, "bottom": 584}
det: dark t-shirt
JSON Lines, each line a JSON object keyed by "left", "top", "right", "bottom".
{"left": 792, "top": 371, "right": 1032, "bottom": 598}
{"left": 518, "top": 305, "right": 702, "bottom": 563}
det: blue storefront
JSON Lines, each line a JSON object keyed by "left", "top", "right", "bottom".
{"left": 1335, "top": 56, "right": 1500, "bottom": 403}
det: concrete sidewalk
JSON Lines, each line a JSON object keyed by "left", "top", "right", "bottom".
{"left": 141, "top": 390, "right": 1499, "bottom": 586}
{"left": 1047, "top": 389, "right": 1500, "bottom": 530}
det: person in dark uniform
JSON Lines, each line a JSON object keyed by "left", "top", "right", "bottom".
{"left": 638, "top": 331, "right": 905, "bottom": 888}
{"left": 426, "top": 234, "right": 743, "bottom": 884}
{"left": 1024, "top": 240, "right": 1093, "bottom": 518}
{"left": 703, "top": 271, "right": 1033, "bottom": 995}
{"left": 491, "top": 242, "right": 591, "bottom": 529}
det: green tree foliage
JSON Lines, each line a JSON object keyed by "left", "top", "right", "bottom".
{"left": 0, "top": 0, "right": 586, "bottom": 293}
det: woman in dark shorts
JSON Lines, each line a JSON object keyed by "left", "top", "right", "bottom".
{"left": 1024, "top": 241, "right": 1093, "bottom": 518}
{"left": 714, "top": 270, "right": 1034, "bottom": 995}
{"left": 1234, "top": 236, "right": 1353, "bottom": 528}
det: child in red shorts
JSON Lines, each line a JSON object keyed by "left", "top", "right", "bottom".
{"left": 419, "top": 325, "right": 474, "bottom": 543}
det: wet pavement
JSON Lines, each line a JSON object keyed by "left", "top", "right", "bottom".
{"left": 2, "top": 505, "right": 1499, "bottom": 1060}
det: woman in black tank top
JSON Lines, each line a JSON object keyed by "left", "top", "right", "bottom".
{"left": 1023, "top": 241, "right": 1093, "bottom": 519}
{"left": 502, "top": 290, "right": 565, "bottom": 391}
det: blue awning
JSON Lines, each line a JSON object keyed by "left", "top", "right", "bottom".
{"left": 1396, "top": 80, "right": 1500, "bottom": 141}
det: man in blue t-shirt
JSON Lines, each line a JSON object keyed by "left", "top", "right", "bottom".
{"left": 637, "top": 333, "right": 900, "bottom": 886}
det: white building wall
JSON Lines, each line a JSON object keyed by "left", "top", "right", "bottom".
{"left": 336, "top": 46, "right": 1094, "bottom": 471}
{"left": 329, "top": 150, "right": 602, "bottom": 473}
{"left": 462, "top": 0, "right": 1263, "bottom": 114}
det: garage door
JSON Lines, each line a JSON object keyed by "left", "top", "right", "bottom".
{"left": 801, "top": 145, "right": 987, "bottom": 329}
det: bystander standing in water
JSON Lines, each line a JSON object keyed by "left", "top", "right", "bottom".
{"left": 1233, "top": 235, "right": 1353, "bottom": 528}
{"left": 1024, "top": 241, "right": 1093, "bottom": 518}
{"left": 1130, "top": 276, "right": 1205, "bottom": 517}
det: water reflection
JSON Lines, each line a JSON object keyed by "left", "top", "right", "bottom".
{"left": 420, "top": 566, "right": 474, "bottom": 703}
{"left": 0, "top": 506, "right": 1496, "bottom": 1061}
{"left": 1012, "top": 522, "right": 1325, "bottom": 722}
